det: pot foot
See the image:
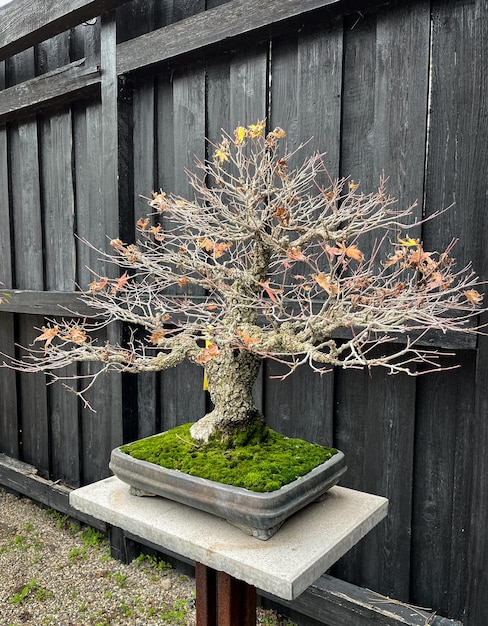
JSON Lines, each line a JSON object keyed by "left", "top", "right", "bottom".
{"left": 129, "top": 485, "right": 157, "bottom": 497}
{"left": 227, "top": 519, "right": 284, "bottom": 541}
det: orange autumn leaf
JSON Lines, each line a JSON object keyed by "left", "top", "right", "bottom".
{"left": 197, "top": 237, "right": 214, "bottom": 252}
{"left": 197, "top": 237, "right": 232, "bottom": 258}
{"left": 178, "top": 276, "right": 189, "bottom": 288}
{"left": 272, "top": 207, "right": 290, "bottom": 227}
{"left": 313, "top": 273, "right": 339, "bottom": 296}
{"left": 150, "top": 190, "right": 168, "bottom": 212}
{"left": 213, "top": 242, "right": 232, "bottom": 258}
{"left": 337, "top": 242, "right": 364, "bottom": 262}
{"left": 237, "top": 329, "right": 261, "bottom": 346}
{"left": 324, "top": 243, "right": 342, "bottom": 260}
{"left": 407, "top": 246, "right": 435, "bottom": 271}
{"left": 136, "top": 218, "right": 149, "bottom": 231}
{"left": 112, "top": 272, "right": 128, "bottom": 293}
{"left": 67, "top": 326, "right": 87, "bottom": 345}
{"left": 149, "top": 331, "right": 165, "bottom": 344}
{"left": 34, "top": 326, "right": 59, "bottom": 350}
{"left": 259, "top": 279, "right": 283, "bottom": 303}
{"left": 268, "top": 127, "right": 286, "bottom": 139}
{"left": 286, "top": 246, "right": 306, "bottom": 262}
{"left": 344, "top": 244, "right": 364, "bottom": 262}
{"left": 88, "top": 277, "right": 108, "bottom": 292}
{"left": 196, "top": 343, "right": 220, "bottom": 364}
{"left": 384, "top": 248, "right": 406, "bottom": 268}
{"left": 124, "top": 244, "right": 139, "bottom": 264}
{"left": 426, "top": 272, "right": 444, "bottom": 291}
{"left": 464, "top": 289, "right": 483, "bottom": 306}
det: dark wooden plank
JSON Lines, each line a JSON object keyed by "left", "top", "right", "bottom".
{"left": 411, "top": 353, "right": 476, "bottom": 619}
{"left": 116, "top": 0, "right": 381, "bottom": 76}
{"left": 0, "top": 0, "right": 133, "bottom": 61}
{"left": 265, "top": 21, "right": 344, "bottom": 444}
{"left": 467, "top": 331, "right": 488, "bottom": 626}
{"left": 37, "top": 33, "right": 81, "bottom": 487}
{"left": 333, "top": 352, "right": 416, "bottom": 600}
{"left": 157, "top": 25, "right": 206, "bottom": 429}
{"left": 271, "top": 20, "right": 343, "bottom": 175}
{"left": 0, "top": 59, "right": 19, "bottom": 459}
{"left": 423, "top": 0, "right": 486, "bottom": 273}
{"left": 73, "top": 18, "right": 123, "bottom": 484}
{"left": 116, "top": 0, "right": 157, "bottom": 43}
{"left": 264, "top": 364, "right": 334, "bottom": 446}
{"left": 0, "top": 59, "right": 101, "bottom": 124}
{"left": 8, "top": 48, "right": 50, "bottom": 476}
{"left": 132, "top": 75, "right": 158, "bottom": 437}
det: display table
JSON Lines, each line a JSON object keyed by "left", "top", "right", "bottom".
{"left": 70, "top": 477, "right": 388, "bottom": 625}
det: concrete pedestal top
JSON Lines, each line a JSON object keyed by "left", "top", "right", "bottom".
{"left": 70, "top": 476, "right": 387, "bottom": 600}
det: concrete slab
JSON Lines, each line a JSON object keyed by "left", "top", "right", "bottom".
{"left": 70, "top": 476, "right": 388, "bottom": 600}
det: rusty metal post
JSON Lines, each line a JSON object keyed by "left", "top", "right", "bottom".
{"left": 195, "top": 562, "right": 257, "bottom": 625}
{"left": 217, "top": 570, "right": 257, "bottom": 626}
{"left": 196, "top": 562, "right": 217, "bottom": 625}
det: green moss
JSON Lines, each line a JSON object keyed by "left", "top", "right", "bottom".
{"left": 120, "top": 423, "right": 338, "bottom": 493}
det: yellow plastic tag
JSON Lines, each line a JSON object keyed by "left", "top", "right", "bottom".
{"left": 203, "top": 339, "right": 210, "bottom": 391}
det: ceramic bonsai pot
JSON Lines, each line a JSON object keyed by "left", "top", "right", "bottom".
{"left": 109, "top": 437, "right": 346, "bottom": 540}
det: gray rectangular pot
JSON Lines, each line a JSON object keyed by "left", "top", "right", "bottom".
{"left": 110, "top": 437, "right": 346, "bottom": 540}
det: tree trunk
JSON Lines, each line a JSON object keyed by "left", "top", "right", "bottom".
{"left": 189, "top": 349, "right": 263, "bottom": 444}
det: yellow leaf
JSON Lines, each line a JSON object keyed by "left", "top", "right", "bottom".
{"left": 246, "top": 121, "right": 266, "bottom": 138}
{"left": 214, "top": 147, "right": 229, "bottom": 163}
{"left": 398, "top": 235, "right": 420, "bottom": 247}
{"left": 234, "top": 126, "right": 246, "bottom": 145}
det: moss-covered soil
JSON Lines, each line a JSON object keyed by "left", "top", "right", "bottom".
{"left": 120, "top": 423, "right": 338, "bottom": 493}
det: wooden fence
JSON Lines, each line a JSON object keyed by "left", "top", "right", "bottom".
{"left": 0, "top": 0, "right": 487, "bottom": 624}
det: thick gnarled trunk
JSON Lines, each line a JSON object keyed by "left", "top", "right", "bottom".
{"left": 190, "top": 349, "right": 264, "bottom": 444}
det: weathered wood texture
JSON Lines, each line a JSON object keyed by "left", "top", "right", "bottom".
{"left": 0, "top": 0, "right": 487, "bottom": 624}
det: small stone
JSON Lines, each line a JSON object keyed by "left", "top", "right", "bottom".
{"left": 161, "top": 577, "right": 172, "bottom": 590}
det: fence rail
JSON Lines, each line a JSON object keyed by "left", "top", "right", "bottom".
{"left": 1, "top": 1, "right": 487, "bottom": 624}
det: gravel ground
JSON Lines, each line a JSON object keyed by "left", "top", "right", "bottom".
{"left": 0, "top": 489, "right": 295, "bottom": 626}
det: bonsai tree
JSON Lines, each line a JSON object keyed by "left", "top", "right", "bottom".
{"left": 5, "top": 122, "right": 486, "bottom": 444}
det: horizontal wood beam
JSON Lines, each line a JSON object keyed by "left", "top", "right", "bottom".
{"left": 0, "top": 0, "right": 133, "bottom": 62}
{"left": 0, "top": 290, "right": 95, "bottom": 317}
{"left": 0, "top": 453, "right": 106, "bottom": 531}
{"left": 0, "top": 59, "right": 101, "bottom": 124}
{"left": 116, "top": 0, "right": 360, "bottom": 75}
{"left": 261, "top": 573, "right": 462, "bottom": 626}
